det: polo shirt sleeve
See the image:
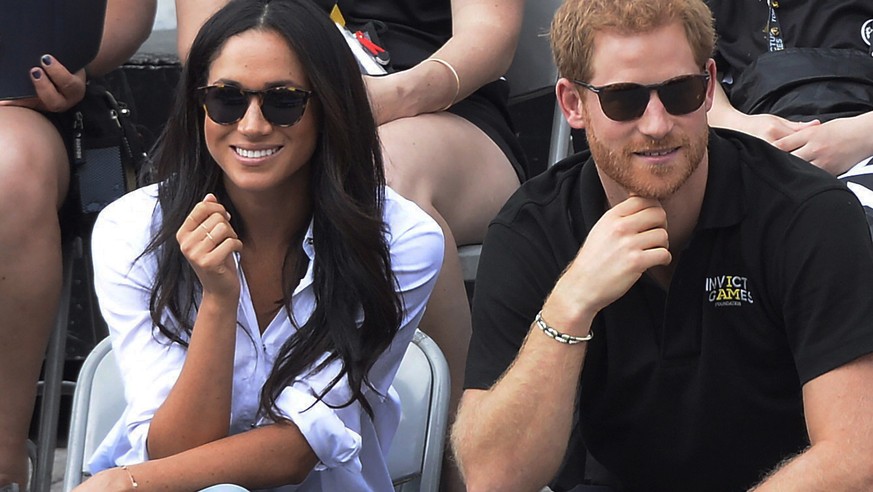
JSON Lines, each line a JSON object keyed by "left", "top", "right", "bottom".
{"left": 776, "top": 188, "right": 873, "bottom": 384}
{"left": 465, "top": 218, "right": 568, "bottom": 390}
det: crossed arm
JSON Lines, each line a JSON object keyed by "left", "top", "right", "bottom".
{"left": 76, "top": 196, "right": 318, "bottom": 492}
{"left": 361, "top": 0, "right": 524, "bottom": 125}
{"left": 175, "top": 0, "right": 524, "bottom": 126}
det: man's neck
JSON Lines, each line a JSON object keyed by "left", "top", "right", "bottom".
{"left": 659, "top": 159, "right": 708, "bottom": 251}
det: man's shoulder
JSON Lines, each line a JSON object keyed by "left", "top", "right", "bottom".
{"left": 711, "top": 129, "right": 850, "bottom": 205}
{"left": 493, "top": 150, "right": 592, "bottom": 230}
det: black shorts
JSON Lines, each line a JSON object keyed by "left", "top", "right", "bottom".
{"left": 447, "top": 79, "right": 529, "bottom": 182}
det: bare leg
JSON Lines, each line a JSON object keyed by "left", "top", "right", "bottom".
{"left": 0, "top": 107, "right": 70, "bottom": 489}
{"left": 380, "top": 112, "right": 520, "bottom": 490}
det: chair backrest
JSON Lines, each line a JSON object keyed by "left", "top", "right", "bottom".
{"left": 386, "top": 330, "right": 451, "bottom": 492}
{"left": 504, "top": 0, "right": 572, "bottom": 166}
{"left": 64, "top": 331, "right": 451, "bottom": 492}
{"left": 505, "top": 0, "right": 562, "bottom": 103}
{"left": 63, "top": 337, "right": 124, "bottom": 492}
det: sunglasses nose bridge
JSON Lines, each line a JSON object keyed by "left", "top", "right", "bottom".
{"left": 615, "top": 86, "right": 656, "bottom": 121}
{"left": 240, "top": 89, "right": 266, "bottom": 113}
{"left": 648, "top": 87, "right": 669, "bottom": 113}
{"left": 236, "top": 90, "right": 274, "bottom": 132}
{"left": 635, "top": 88, "right": 675, "bottom": 138}
{"left": 628, "top": 82, "right": 678, "bottom": 121}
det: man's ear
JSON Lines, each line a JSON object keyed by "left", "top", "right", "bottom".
{"left": 556, "top": 78, "right": 587, "bottom": 129}
{"left": 703, "top": 58, "right": 718, "bottom": 112}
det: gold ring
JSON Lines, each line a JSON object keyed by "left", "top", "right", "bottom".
{"left": 198, "top": 223, "right": 215, "bottom": 242}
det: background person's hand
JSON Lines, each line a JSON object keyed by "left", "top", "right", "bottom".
{"left": 708, "top": 82, "right": 820, "bottom": 145}
{"left": 0, "top": 55, "right": 87, "bottom": 112}
{"left": 726, "top": 112, "right": 820, "bottom": 145}
{"left": 774, "top": 115, "right": 873, "bottom": 176}
{"left": 363, "top": 72, "right": 417, "bottom": 126}
{"left": 177, "top": 193, "right": 243, "bottom": 300}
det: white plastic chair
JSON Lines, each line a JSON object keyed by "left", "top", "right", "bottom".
{"left": 64, "top": 330, "right": 451, "bottom": 492}
{"left": 62, "top": 336, "right": 123, "bottom": 492}
{"left": 386, "top": 329, "right": 451, "bottom": 492}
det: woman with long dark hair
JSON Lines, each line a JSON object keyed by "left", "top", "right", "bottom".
{"left": 75, "top": 0, "right": 443, "bottom": 490}
{"left": 178, "top": 6, "right": 527, "bottom": 487}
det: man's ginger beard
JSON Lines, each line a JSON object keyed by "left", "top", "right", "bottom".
{"left": 583, "top": 104, "right": 708, "bottom": 200}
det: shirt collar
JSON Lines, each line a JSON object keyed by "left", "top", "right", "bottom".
{"left": 695, "top": 130, "right": 747, "bottom": 231}
{"left": 574, "top": 152, "right": 607, "bottom": 245}
{"left": 302, "top": 219, "right": 316, "bottom": 259}
{"left": 231, "top": 218, "right": 317, "bottom": 268}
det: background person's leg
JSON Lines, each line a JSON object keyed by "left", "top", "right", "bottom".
{"left": 0, "top": 107, "right": 70, "bottom": 489}
{"left": 381, "top": 111, "right": 520, "bottom": 490}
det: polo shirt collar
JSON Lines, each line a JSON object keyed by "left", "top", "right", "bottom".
{"left": 695, "top": 130, "right": 747, "bottom": 231}
{"left": 574, "top": 153, "right": 608, "bottom": 244}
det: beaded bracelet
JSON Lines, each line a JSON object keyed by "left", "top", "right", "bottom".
{"left": 534, "top": 310, "right": 593, "bottom": 345}
{"left": 423, "top": 57, "right": 460, "bottom": 111}
{"left": 121, "top": 465, "right": 139, "bottom": 489}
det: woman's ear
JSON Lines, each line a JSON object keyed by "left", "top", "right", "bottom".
{"left": 556, "top": 78, "right": 587, "bottom": 130}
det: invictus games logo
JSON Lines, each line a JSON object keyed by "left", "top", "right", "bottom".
{"left": 705, "top": 275, "right": 754, "bottom": 307}
{"left": 863, "top": 19, "right": 873, "bottom": 48}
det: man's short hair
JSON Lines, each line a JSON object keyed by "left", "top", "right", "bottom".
{"left": 550, "top": 0, "right": 716, "bottom": 83}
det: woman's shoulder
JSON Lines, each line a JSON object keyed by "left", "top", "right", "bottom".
{"left": 383, "top": 186, "right": 443, "bottom": 241}
{"left": 382, "top": 186, "right": 445, "bottom": 291}
{"left": 92, "top": 184, "right": 162, "bottom": 249}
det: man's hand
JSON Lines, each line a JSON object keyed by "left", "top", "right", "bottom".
{"left": 774, "top": 115, "right": 873, "bottom": 176}
{"left": 543, "top": 196, "right": 672, "bottom": 332}
{"left": 0, "top": 55, "right": 87, "bottom": 112}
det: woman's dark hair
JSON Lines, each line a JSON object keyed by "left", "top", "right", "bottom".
{"left": 142, "top": 0, "right": 401, "bottom": 419}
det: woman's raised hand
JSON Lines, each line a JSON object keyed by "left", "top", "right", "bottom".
{"left": 177, "top": 193, "right": 244, "bottom": 299}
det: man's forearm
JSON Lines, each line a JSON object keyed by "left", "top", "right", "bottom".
{"left": 850, "top": 111, "right": 873, "bottom": 163}
{"left": 452, "top": 320, "right": 589, "bottom": 491}
{"left": 752, "top": 441, "right": 873, "bottom": 491}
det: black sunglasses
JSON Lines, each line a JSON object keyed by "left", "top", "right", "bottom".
{"left": 573, "top": 72, "right": 710, "bottom": 122}
{"left": 197, "top": 84, "right": 313, "bottom": 127}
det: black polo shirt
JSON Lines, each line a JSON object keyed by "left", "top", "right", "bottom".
{"left": 707, "top": 0, "right": 873, "bottom": 82}
{"left": 465, "top": 129, "right": 873, "bottom": 491}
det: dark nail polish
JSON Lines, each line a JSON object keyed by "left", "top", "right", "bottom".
{"left": 41, "top": 55, "right": 52, "bottom": 65}
{"left": 31, "top": 69, "right": 41, "bottom": 80}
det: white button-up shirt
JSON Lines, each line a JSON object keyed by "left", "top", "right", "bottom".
{"left": 88, "top": 184, "right": 444, "bottom": 491}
